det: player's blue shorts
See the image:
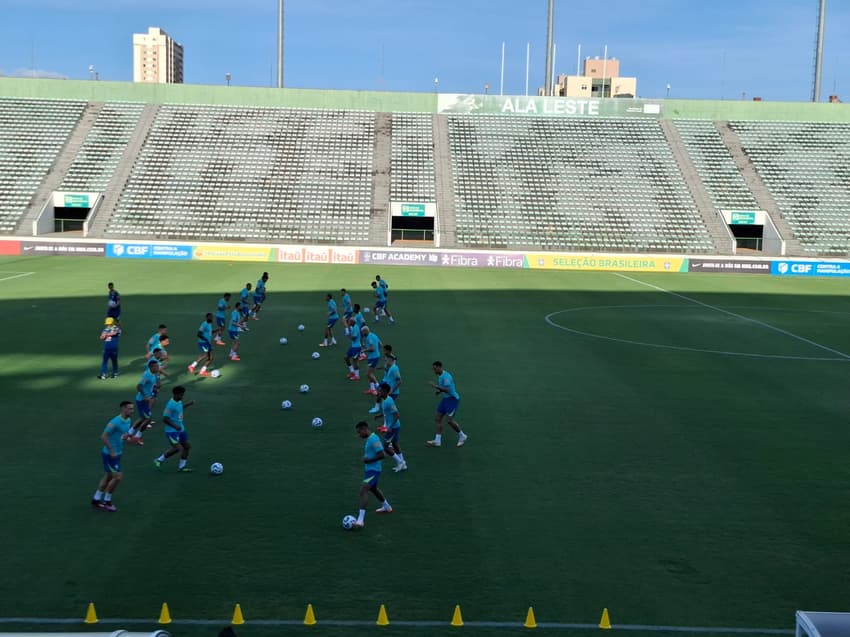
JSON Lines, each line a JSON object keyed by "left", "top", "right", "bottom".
{"left": 437, "top": 396, "right": 460, "bottom": 417}
{"left": 363, "top": 469, "right": 381, "bottom": 487}
{"left": 390, "top": 392, "right": 400, "bottom": 401}
{"left": 375, "top": 300, "right": 386, "bottom": 309}
{"left": 107, "top": 307, "right": 121, "bottom": 319}
{"left": 166, "top": 430, "right": 189, "bottom": 445}
{"left": 198, "top": 341, "right": 211, "bottom": 353}
{"left": 343, "top": 311, "right": 353, "bottom": 320}
{"left": 327, "top": 317, "right": 338, "bottom": 328}
{"left": 102, "top": 451, "right": 122, "bottom": 474}
{"left": 253, "top": 294, "right": 263, "bottom": 304}
{"left": 241, "top": 305, "right": 251, "bottom": 315}
{"left": 347, "top": 346, "right": 360, "bottom": 358}
{"left": 383, "top": 426, "right": 400, "bottom": 445}
{"left": 367, "top": 357, "right": 381, "bottom": 369}
{"left": 216, "top": 316, "right": 225, "bottom": 327}
{"left": 135, "top": 398, "right": 152, "bottom": 419}
{"left": 228, "top": 329, "right": 239, "bottom": 340}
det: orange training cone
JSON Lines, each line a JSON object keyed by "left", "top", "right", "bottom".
{"left": 84, "top": 603, "right": 98, "bottom": 624}
{"left": 451, "top": 605, "right": 464, "bottom": 627}
{"left": 376, "top": 604, "right": 389, "bottom": 626}
{"left": 303, "top": 603, "right": 317, "bottom": 626}
{"left": 599, "top": 608, "right": 611, "bottom": 629}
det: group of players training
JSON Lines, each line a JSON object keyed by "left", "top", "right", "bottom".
{"left": 91, "top": 271, "right": 468, "bottom": 530}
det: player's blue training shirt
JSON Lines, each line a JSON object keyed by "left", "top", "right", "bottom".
{"left": 381, "top": 395, "right": 400, "bottom": 429}
{"left": 147, "top": 332, "right": 161, "bottom": 352}
{"left": 240, "top": 287, "right": 250, "bottom": 305}
{"left": 342, "top": 293, "right": 353, "bottom": 314}
{"left": 328, "top": 298, "right": 339, "bottom": 320}
{"left": 349, "top": 325, "right": 362, "bottom": 348}
{"left": 256, "top": 278, "right": 266, "bottom": 294}
{"left": 163, "top": 398, "right": 184, "bottom": 433}
{"left": 216, "top": 297, "right": 228, "bottom": 319}
{"left": 375, "top": 286, "right": 387, "bottom": 303}
{"left": 383, "top": 362, "right": 401, "bottom": 395}
{"left": 354, "top": 311, "right": 366, "bottom": 330}
{"left": 198, "top": 321, "right": 213, "bottom": 345}
{"left": 378, "top": 279, "right": 389, "bottom": 294}
{"left": 437, "top": 370, "right": 460, "bottom": 399}
{"left": 228, "top": 309, "right": 241, "bottom": 331}
{"left": 101, "top": 414, "right": 132, "bottom": 455}
{"left": 364, "top": 432, "right": 384, "bottom": 472}
{"left": 363, "top": 332, "right": 381, "bottom": 359}
{"left": 135, "top": 369, "right": 158, "bottom": 401}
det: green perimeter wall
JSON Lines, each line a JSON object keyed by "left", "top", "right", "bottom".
{"left": 0, "top": 77, "right": 849, "bottom": 121}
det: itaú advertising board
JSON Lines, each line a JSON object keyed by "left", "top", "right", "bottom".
{"left": 526, "top": 253, "right": 687, "bottom": 272}
{"left": 276, "top": 246, "right": 358, "bottom": 264}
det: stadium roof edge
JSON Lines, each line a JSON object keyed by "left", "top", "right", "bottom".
{"left": 0, "top": 77, "right": 848, "bottom": 121}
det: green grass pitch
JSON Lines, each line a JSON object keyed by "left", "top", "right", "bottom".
{"left": 2, "top": 255, "right": 850, "bottom": 637}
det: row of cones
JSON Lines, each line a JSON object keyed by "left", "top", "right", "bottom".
{"left": 85, "top": 602, "right": 614, "bottom": 629}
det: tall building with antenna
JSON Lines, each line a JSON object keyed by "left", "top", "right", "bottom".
{"left": 133, "top": 27, "right": 184, "bottom": 84}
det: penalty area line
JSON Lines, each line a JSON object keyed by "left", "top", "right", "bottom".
{"left": 614, "top": 272, "right": 850, "bottom": 361}
{"left": 0, "top": 617, "right": 793, "bottom": 634}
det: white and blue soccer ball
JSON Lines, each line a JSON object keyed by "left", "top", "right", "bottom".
{"left": 311, "top": 417, "right": 323, "bottom": 428}
{"left": 210, "top": 369, "right": 221, "bottom": 378}
{"left": 281, "top": 400, "right": 293, "bottom": 410}
{"left": 299, "top": 384, "right": 310, "bottom": 394}
{"left": 210, "top": 462, "right": 224, "bottom": 475}
{"left": 311, "top": 351, "right": 320, "bottom": 360}
{"left": 297, "top": 324, "right": 305, "bottom": 332}
{"left": 342, "top": 514, "right": 356, "bottom": 529}
{"left": 363, "top": 307, "right": 370, "bottom": 314}
{"left": 279, "top": 337, "right": 288, "bottom": 345}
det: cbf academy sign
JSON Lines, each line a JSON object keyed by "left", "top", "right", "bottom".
{"left": 438, "top": 94, "right": 663, "bottom": 118}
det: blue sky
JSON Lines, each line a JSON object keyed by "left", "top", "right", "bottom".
{"left": 0, "top": 0, "right": 847, "bottom": 102}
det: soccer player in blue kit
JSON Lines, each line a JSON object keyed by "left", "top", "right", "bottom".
{"left": 344, "top": 317, "right": 362, "bottom": 381}
{"left": 188, "top": 313, "right": 214, "bottom": 377}
{"left": 375, "top": 382, "right": 407, "bottom": 472}
{"left": 320, "top": 293, "right": 339, "bottom": 347}
{"left": 91, "top": 400, "right": 135, "bottom": 512}
{"left": 426, "top": 361, "right": 468, "bottom": 448}
{"left": 214, "top": 293, "right": 230, "bottom": 346}
{"left": 353, "top": 420, "right": 392, "bottom": 528}
{"left": 126, "top": 359, "right": 160, "bottom": 444}
{"left": 154, "top": 386, "right": 195, "bottom": 472}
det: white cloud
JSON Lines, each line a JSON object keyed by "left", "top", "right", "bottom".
{"left": 2, "top": 68, "right": 69, "bottom": 80}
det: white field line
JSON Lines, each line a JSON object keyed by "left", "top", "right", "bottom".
{"left": 0, "top": 271, "right": 35, "bottom": 283}
{"left": 615, "top": 272, "right": 850, "bottom": 361}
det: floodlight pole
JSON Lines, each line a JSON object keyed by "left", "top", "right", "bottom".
{"left": 544, "top": 0, "right": 554, "bottom": 96}
{"left": 812, "top": 0, "right": 826, "bottom": 102}
{"left": 277, "top": 0, "right": 284, "bottom": 88}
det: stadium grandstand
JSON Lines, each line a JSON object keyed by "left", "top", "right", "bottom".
{"left": 0, "top": 77, "right": 848, "bottom": 256}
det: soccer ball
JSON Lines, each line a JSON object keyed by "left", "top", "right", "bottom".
{"left": 281, "top": 400, "right": 293, "bottom": 410}
{"left": 210, "top": 462, "right": 224, "bottom": 475}
{"left": 210, "top": 369, "right": 221, "bottom": 378}
{"left": 342, "top": 514, "right": 357, "bottom": 530}
{"left": 311, "top": 351, "right": 320, "bottom": 360}
{"left": 311, "top": 417, "right": 323, "bottom": 428}
{"left": 363, "top": 307, "right": 370, "bottom": 314}
{"left": 297, "top": 324, "right": 305, "bottom": 332}
{"left": 279, "top": 337, "right": 288, "bottom": 345}
{"left": 299, "top": 384, "right": 310, "bottom": 394}
{"left": 108, "top": 300, "right": 117, "bottom": 308}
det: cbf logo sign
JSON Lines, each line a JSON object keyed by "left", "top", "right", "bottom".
{"left": 771, "top": 260, "right": 814, "bottom": 276}
{"left": 107, "top": 243, "right": 149, "bottom": 258}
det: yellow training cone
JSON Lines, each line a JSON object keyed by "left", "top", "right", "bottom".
{"left": 524, "top": 606, "right": 537, "bottom": 629}
{"left": 303, "top": 603, "right": 317, "bottom": 626}
{"left": 599, "top": 608, "right": 611, "bottom": 630}
{"left": 84, "top": 603, "right": 98, "bottom": 624}
{"left": 451, "top": 605, "right": 464, "bottom": 627}
{"left": 376, "top": 604, "right": 389, "bottom": 626}
{"left": 158, "top": 602, "right": 172, "bottom": 625}
{"left": 231, "top": 603, "right": 245, "bottom": 625}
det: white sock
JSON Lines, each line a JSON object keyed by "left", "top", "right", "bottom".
{"left": 189, "top": 362, "right": 196, "bottom": 369}
{"left": 156, "top": 454, "right": 166, "bottom": 462}
{"left": 396, "top": 453, "right": 405, "bottom": 464}
{"left": 178, "top": 459, "right": 187, "bottom": 469}
{"left": 381, "top": 499, "right": 391, "bottom": 509}
{"left": 331, "top": 338, "right": 337, "bottom": 344}
{"left": 357, "top": 509, "right": 365, "bottom": 523}
{"left": 93, "top": 490, "right": 104, "bottom": 500}
{"left": 134, "top": 431, "right": 143, "bottom": 439}
{"left": 435, "top": 434, "right": 442, "bottom": 444}
{"left": 200, "top": 366, "right": 207, "bottom": 373}
{"left": 103, "top": 493, "right": 112, "bottom": 502}
{"left": 459, "top": 431, "right": 466, "bottom": 438}
{"left": 370, "top": 382, "right": 376, "bottom": 390}
{"left": 354, "top": 371, "right": 360, "bottom": 378}
{"left": 348, "top": 365, "right": 354, "bottom": 372}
